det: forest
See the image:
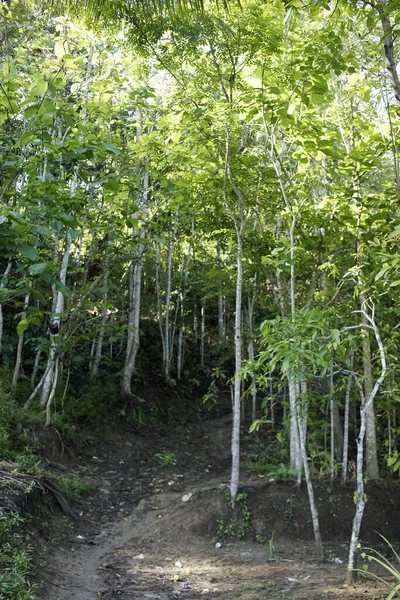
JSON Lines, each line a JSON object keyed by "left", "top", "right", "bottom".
{"left": 1, "top": 0, "right": 400, "bottom": 598}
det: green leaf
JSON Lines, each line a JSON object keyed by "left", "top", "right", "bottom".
{"left": 17, "top": 244, "right": 38, "bottom": 261}
{"left": 103, "top": 179, "right": 120, "bottom": 192}
{"left": 58, "top": 214, "right": 78, "bottom": 228}
{"left": 102, "top": 141, "right": 121, "bottom": 155}
{"left": 54, "top": 39, "right": 69, "bottom": 58}
{"left": 30, "top": 262, "right": 48, "bottom": 275}
{"left": 24, "top": 104, "right": 38, "bottom": 118}
{"left": 31, "top": 288, "right": 47, "bottom": 305}
{"left": 17, "top": 318, "right": 29, "bottom": 336}
{"left": 32, "top": 78, "right": 48, "bottom": 96}
{"left": 39, "top": 98, "right": 56, "bottom": 114}
{"left": 55, "top": 280, "right": 72, "bottom": 297}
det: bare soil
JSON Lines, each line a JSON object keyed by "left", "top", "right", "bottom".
{"left": 32, "top": 406, "right": 400, "bottom": 600}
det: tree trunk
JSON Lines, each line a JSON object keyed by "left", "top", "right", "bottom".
{"left": 39, "top": 228, "right": 72, "bottom": 407}
{"left": 12, "top": 291, "right": 30, "bottom": 388}
{"left": 164, "top": 220, "right": 177, "bottom": 381}
{"left": 31, "top": 348, "right": 42, "bottom": 390}
{"left": 217, "top": 241, "right": 225, "bottom": 340}
{"left": 91, "top": 267, "right": 109, "bottom": 378}
{"left": 330, "top": 368, "right": 335, "bottom": 483}
{"left": 0, "top": 262, "right": 11, "bottom": 356}
{"left": 377, "top": 0, "right": 400, "bottom": 106}
{"left": 230, "top": 226, "right": 244, "bottom": 506}
{"left": 347, "top": 306, "right": 386, "bottom": 583}
{"left": 289, "top": 378, "right": 302, "bottom": 474}
{"left": 192, "top": 302, "right": 198, "bottom": 343}
{"left": 122, "top": 109, "right": 149, "bottom": 393}
{"left": 200, "top": 300, "right": 205, "bottom": 368}
{"left": 341, "top": 368, "right": 353, "bottom": 487}
{"left": 362, "top": 312, "right": 379, "bottom": 479}
{"left": 297, "top": 386, "right": 323, "bottom": 560}
{"left": 224, "top": 129, "right": 247, "bottom": 507}
{"left": 177, "top": 241, "right": 191, "bottom": 381}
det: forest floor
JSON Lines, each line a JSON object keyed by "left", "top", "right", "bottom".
{"left": 32, "top": 400, "right": 400, "bottom": 600}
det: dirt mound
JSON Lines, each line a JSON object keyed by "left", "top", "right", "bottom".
{"left": 155, "top": 479, "right": 400, "bottom": 548}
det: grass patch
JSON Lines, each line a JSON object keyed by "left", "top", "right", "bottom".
{"left": 240, "top": 461, "right": 298, "bottom": 479}
{"left": 57, "top": 477, "right": 94, "bottom": 501}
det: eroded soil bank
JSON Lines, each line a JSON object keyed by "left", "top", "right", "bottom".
{"left": 33, "top": 410, "right": 399, "bottom": 600}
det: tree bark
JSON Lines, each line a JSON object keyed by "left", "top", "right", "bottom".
{"left": 362, "top": 311, "right": 380, "bottom": 479}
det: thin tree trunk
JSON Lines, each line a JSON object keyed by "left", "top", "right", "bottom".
{"left": 224, "top": 129, "right": 247, "bottom": 506}
{"left": 177, "top": 239, "right": 191, "bottom": 381}
{"left": 39, "top": 228, "right": 72, "bottom": 407}
{"left": 122, "top": 108, "right": 149, "bottom": 394}
{"left": 155, "top": 242, "right": 166, "bottom": 370}
{"left": 289, "top": 378, "right": 302, "bottom": 474}
{"left": 164, "top": 233, "right": 173, "bottom": 381}
{"left": 297, "top": 386, "right": 323, "bottom": 560}
{"left": 91, "top": 267, "right": 109, "bottom": 378}
{"left": 247, "top": 276, "right": 257, "bottom": 423}
{"left": 200, "top": 300, "right": 205, "bottom": 368}
{"left": 12, "top": 291, "right": 30, "bottom": 388}
{"left": 31, "top": 348, "right": 42, "bottom": 390}
{"left": 230, "top": 226, "right": 244, "bottom": 505}
{"left": 193, "top": 302, "right": 198, "bottom": 343}
{"left": 270, "top": 380, "right": 275, "bottom": 430}
{"left": 347, "top": 305, "right": 386, "bottom": 583}
{"left": 330, "top": 366, "right": 335, "bottom": 483}
{"left": 0, "top": 262, "right": 11, "bottom": 356}
{"left": 248, "top": 335, "right": 256, "bottom": 422}
{"left": 377, "top": 0, "right": 400, "bottom": 106}
{"left": 45, "top": 357, "right": 59, "bottom": 428}
{"left": 217, "top": 241, "right": 225, "bottom": 340}
{"left": 361, "top": 309, "right": 379, "bottom": 479}
{"left": 341, "top": 365, "right": 353, "bottom": 487}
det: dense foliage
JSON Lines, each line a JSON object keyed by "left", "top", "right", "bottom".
{"left": 1, "top": 0, "right": 400, "bottom": 590}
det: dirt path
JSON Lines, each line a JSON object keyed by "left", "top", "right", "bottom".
{"left": 37, "top": 415, "right": 389, "bottom": 600}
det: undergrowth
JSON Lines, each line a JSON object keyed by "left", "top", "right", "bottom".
{"left": 0, "top": 509, "right": 37, "bottom": 600}
{"left": 57, "top": 477, "right": 94, "bottom": 501}
{"left": 215, "top": 488, "right": 252, "bottom": 541}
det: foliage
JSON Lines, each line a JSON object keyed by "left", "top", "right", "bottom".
{"left": 154, "top": 451, "right": 176, "bottom": 467}
{"left": 241, "top": 460, "right": 297, "bottom": 479}
{"left": 387, "top": 451, "right": 400, "bottom": 476}
{"left": 202, "top": 367, "right": 227, "bottom": 409}
{"left": 361, "top": 536, "right": 400, "bottom": 600}
{"left": 0, "top": 510, "right": 37, "bottom": 600}
{"left": 216, "top": 488, "right": 252, "bottom": 540}
{"left": 57, "top": 477, "right": 94, "bottom": 500}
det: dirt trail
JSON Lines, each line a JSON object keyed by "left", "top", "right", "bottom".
{"left": 38, "top": 415, "right": 233, "bottom": 599}
{"left": 37, "top": 414, "right": 391, "bottom": 600}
